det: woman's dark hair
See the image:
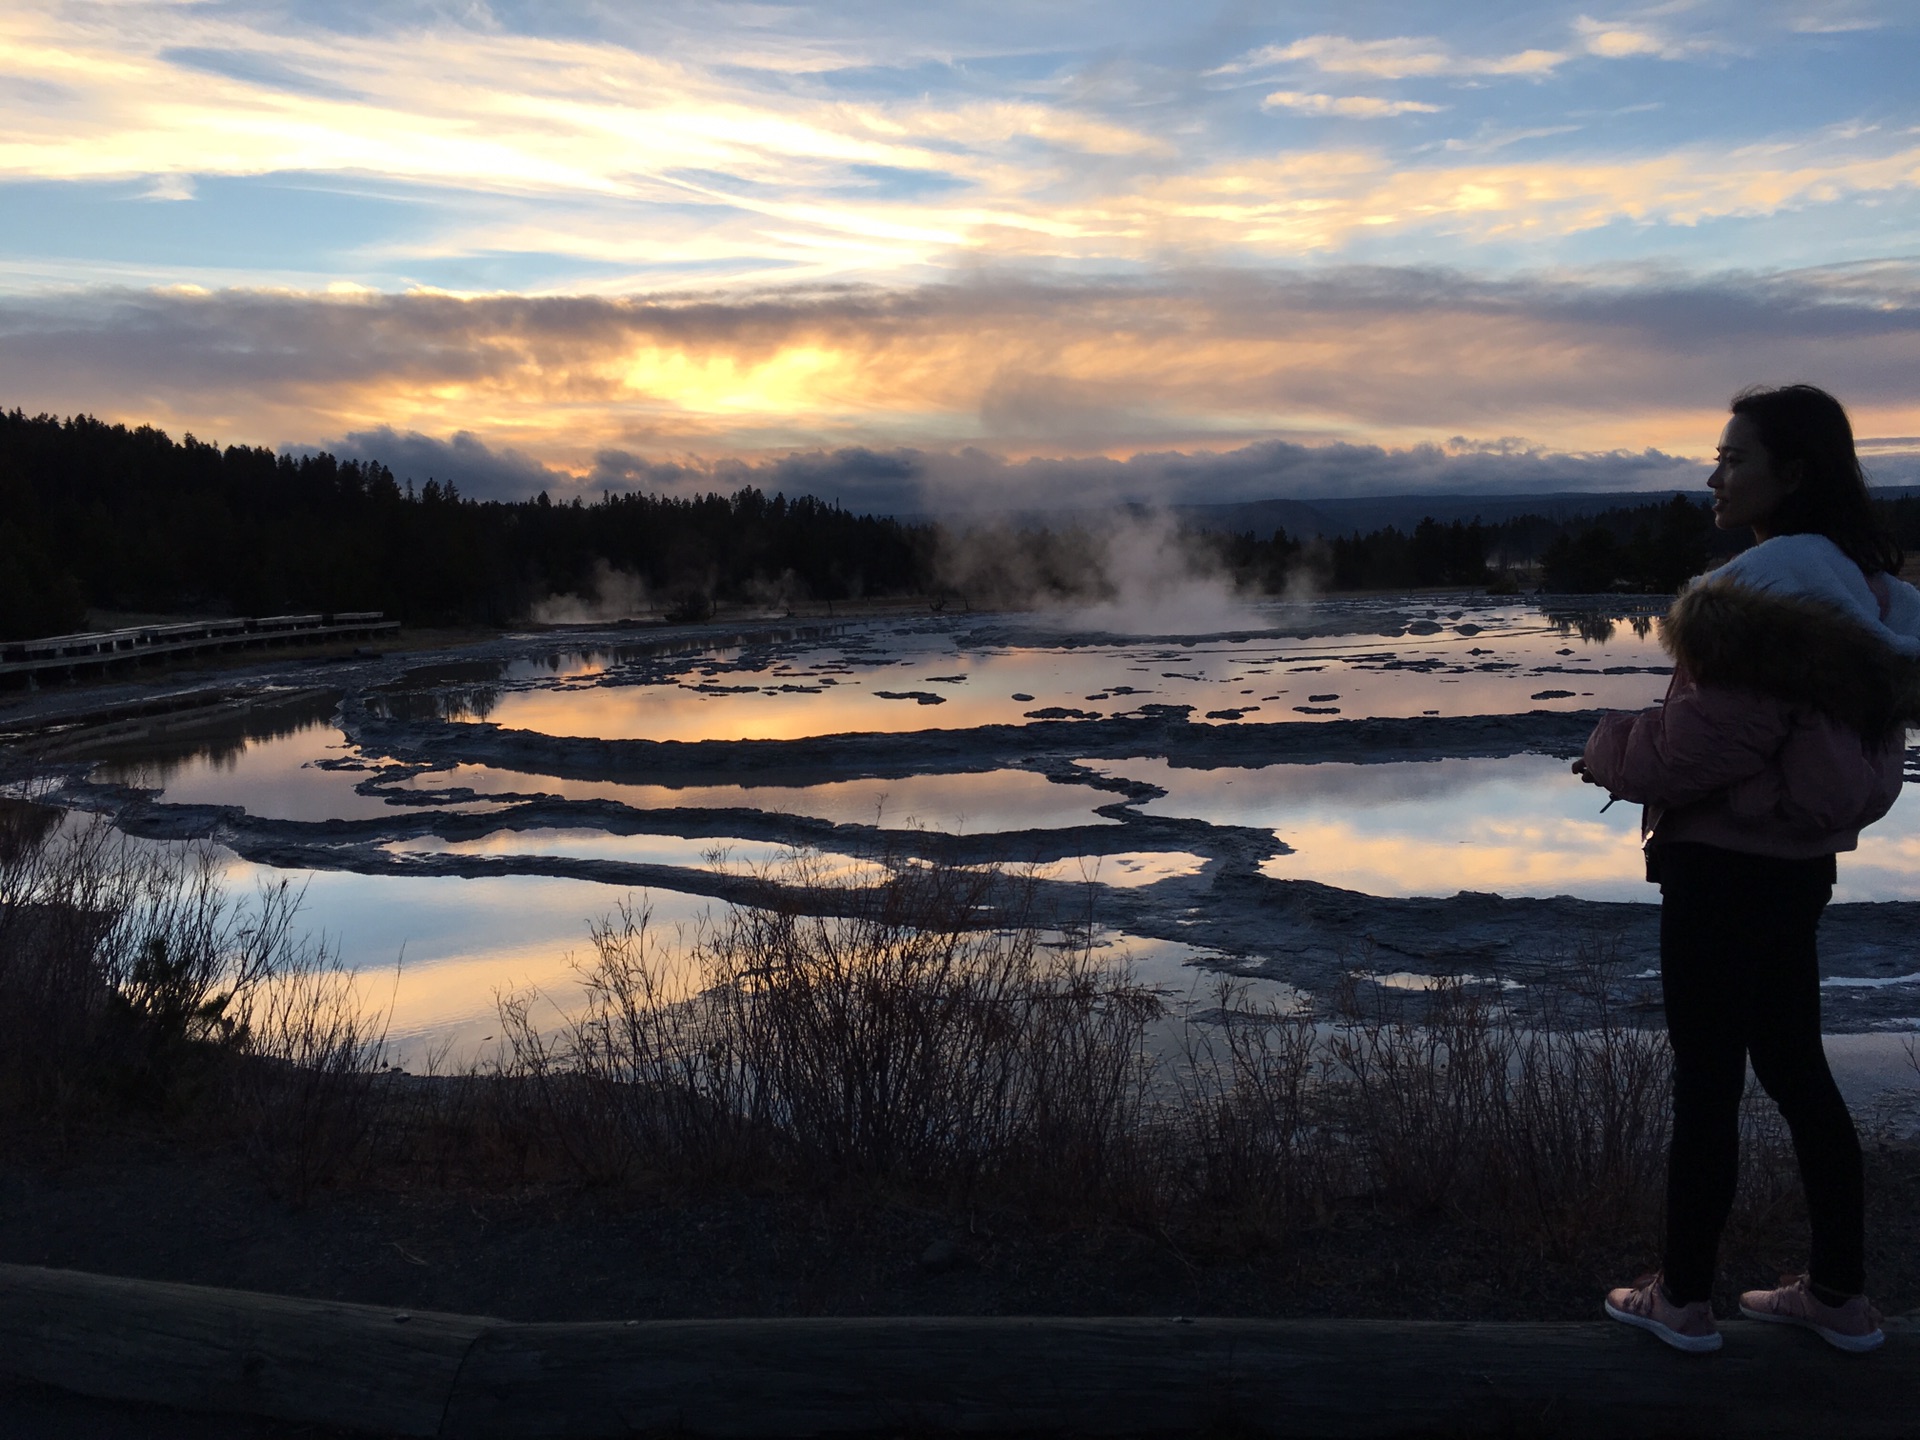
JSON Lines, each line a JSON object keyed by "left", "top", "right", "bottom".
{"left": 1731, "top": 383, "right": 1902, "bottom": 575}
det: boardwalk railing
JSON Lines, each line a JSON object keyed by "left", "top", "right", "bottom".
{"left": 0, "top": 612, "right": 398, "bottom": 681}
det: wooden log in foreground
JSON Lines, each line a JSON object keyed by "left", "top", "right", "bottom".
{"left": 1, "top": 1263, "right": 1915, "bottom": 1438}
{"left": 0, "top": 1262, "right": 491, "bottom": 1435}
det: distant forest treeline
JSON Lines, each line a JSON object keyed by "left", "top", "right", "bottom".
{"left": 0, "top": 410, "right": 932, "bottom": 638}
{"left": 6, "top": 410, "right": 1919, "bottom": 641}
{"left": 1221, "top": 496, "right": 1757, "bottom": 596}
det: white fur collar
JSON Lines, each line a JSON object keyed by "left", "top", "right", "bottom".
{"left": 1705, "top": 533, "right": 1920, "bottom": 658}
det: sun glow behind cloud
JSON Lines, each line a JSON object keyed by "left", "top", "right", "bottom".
{"left": 8, "top": 266, "right": 1917, "bottom": 504}
{"left": 1, "top": 1, "right": 1918, "bottom": 495}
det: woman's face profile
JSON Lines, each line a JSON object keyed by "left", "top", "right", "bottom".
{"left": 1708, "top": 414, "right": 1799, "bottom": 536}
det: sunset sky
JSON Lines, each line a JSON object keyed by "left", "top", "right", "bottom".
{"left": 3, "top": 1, "right": 1917, "bottom": 508}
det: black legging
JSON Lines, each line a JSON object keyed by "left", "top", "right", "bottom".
{"left": 1655, "top": 841, "right": 1864, "bottom": 1305}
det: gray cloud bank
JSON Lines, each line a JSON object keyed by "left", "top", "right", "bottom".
{"left": 324, "top": 428, "right": 1710, "bottom": 512}
{"left": 2, "top": 261, "right": 1917, "bottom": 510}
{"left": 307, "top": 426, "right": 571, "bottom": 499}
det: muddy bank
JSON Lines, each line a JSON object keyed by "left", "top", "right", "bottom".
{"left": 343, "top": 706, "right": 1608, "bottom": 785}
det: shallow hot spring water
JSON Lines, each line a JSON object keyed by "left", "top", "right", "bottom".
{"left": 66, "top": 595, "right": 1920, "bottom": 1103}
{"left": 385, "top": 599, "right": 1672, "bottom": 741}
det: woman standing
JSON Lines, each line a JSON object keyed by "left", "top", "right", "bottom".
{"left": 1578, "top": 384, "right": 1920, "bottom": 1354}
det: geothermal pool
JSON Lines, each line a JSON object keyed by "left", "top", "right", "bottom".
{"left": 35, "top": 592, "right": 1920, "bottom": 1101}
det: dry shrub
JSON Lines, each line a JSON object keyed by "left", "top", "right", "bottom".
{"left": 1178, "top": 988, "right": 1324, "bottom": 1225}
{"left": 0, "top": 798, "right": 393, "bottom": 1200}
{"left": 0, "top": 798, "right": 114, "bottom": 1105}
{"left": 1180, "top": 944, "right": 1816, "bottom": 1264}
{"left": 0, "top": 801, "right": 300, "bottom": 1113}
{"left": 497, "top": 852, "right": 1163, "bottom": 1202}
{"left": 482, "top": 851, "right": 1835, "bottom": 1267}
{"left": 225, "top": 954, "right": 395, "bottom": 1202}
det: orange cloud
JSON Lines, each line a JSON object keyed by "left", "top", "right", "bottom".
{"left": 5, "top": 268, "right": 1917, "bottom": 489}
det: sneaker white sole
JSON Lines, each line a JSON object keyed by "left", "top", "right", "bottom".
{"left": 1605, "top": 1298, "right": 1723, "bottom": 1353}
{"left": 1737, "top": 1303, "right": 1884, "bottom": 1353}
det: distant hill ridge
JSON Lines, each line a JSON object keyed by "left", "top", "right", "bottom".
{"left": 1178, "top": 488, "right": 1920, "bottom": 540}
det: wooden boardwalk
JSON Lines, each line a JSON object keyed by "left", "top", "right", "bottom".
{"left": 0, "top": 1263, "right": 1913, "bottom": 1437}
{"left": 1, "top": 612, "right": 398, "bottom": 683}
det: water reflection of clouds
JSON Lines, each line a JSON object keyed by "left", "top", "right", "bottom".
{"left": 1023, "top": 852, "right": 1209, "bottom": 888}
{"left": 1839, "top": 831, "right": 1920, "bottom": 904}
{"left": 1092, "top": 753, "right": 1920, "bottom": 904}
{"left": 464, "top": 609, "right": 1672, "bottom": 742}
{"left": 1072, "top": 929, "right": 1307, "bottom": 1011}
{"left": 1258, "top": 817, "right": 1649, "bottom": 902}
{"left": 215, "top": 851, "right": 1260, "bottom": 1067}
{"left": 398, "top": 764, "right": 1118, "bottom": 831}
{"left": 98, "top": 722, "right": 401, "bottom": 822}
{"left": 384, "top": 827, "right": 882, "bottom": 883}
{"left": 216, "top": 858, "right": 718, "bottom": 1063}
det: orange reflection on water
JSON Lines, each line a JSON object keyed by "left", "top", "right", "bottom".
{"left": 1094, "top": 754, "right": 1651, "bottom": 899}
{"left": 467, "top": 620, "right": 1673, "bottom": 742}
{"left": 397, "top": 764, "right": 1117, "bottom": 831}
{"left": 214, "top": 859, "right": 716, "bottom": 1061}
{"left": 1841, "top": 827, "right": 1920, "bottom": 905}
{"left": 1022, "top": 851, "right": 1210, "bottom": 888}
{"left": 1101, "top": 751, "right": 1920, "bottom": 903}
{"left": 1257, "top": 817, "right": 1647, "bottom": 900}
{"left": 384, "top": 828, "right": 883, "bottom": 883}
{"left": 98, "top": 723, "right": 401, "bottom": 822}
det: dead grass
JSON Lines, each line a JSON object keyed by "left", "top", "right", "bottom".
{"left": 0, "top": 814, "right": 1823, "bottom": 1281}
{"left": 493, "top": 854, "right": 1161, "bottom": 1207}
{"left": 464, "top": 849, "right": 1815, "bottom": 1278}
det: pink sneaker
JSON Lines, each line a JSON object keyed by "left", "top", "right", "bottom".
{"left": 1738, "top": 1275, "right": 1884, "bottom": 1353}
{"left": 1604, "top": 1272, "right": 1722, "bottom": 1353}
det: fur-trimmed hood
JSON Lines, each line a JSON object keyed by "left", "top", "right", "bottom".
{"left": 1664, "top": 576, "right": 1920, "bottom": 735}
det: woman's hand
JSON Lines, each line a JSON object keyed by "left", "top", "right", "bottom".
{"left": 1573, "top": 757, "right": 1620, "bottom": 810}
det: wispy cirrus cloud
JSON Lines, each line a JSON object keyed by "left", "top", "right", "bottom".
{"left": 1213, "top": 34, "right": 1567, "bottom": 81}
{"left": 4, "top": 4, "right": 1913, "bottom": 294}
{"left": 1789, "top": 13, "right": 1883, "bottom": 34}
{"left": 1262, "top": 92, "right": 1445, "bottom": 118}
{"left": 1048, "top": 137, "right": 1920, "bottom": 259}
{"left": 1572, "top": 15, "right": 1726, "bottom": 60}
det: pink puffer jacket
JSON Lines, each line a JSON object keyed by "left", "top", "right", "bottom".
{"left": 1582, "top": 569, "right": 1920, "bottom": 860}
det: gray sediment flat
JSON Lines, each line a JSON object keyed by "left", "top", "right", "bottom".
{"left": 13, "top": 617, "right": 1920, "bottom": 1034}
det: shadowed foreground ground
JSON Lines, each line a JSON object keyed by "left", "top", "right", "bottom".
{"left": 6, "top": 1129, "right": 1920, "bottom": 1328}
{"left": 3, "top": 1259, "right": 1917, "bottom": 1440}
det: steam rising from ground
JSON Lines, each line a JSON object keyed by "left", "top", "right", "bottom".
{"left": 530, "top": 560, "right": 651, "bottom": 624}
{"left": 936, "top": 510, "right": 1283, "bottom": 636}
